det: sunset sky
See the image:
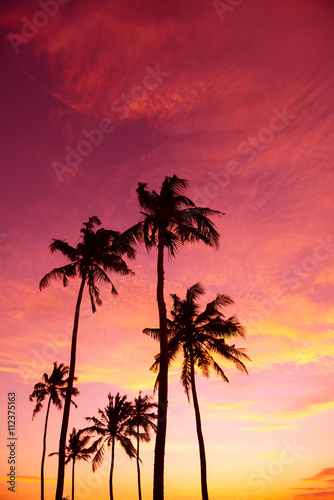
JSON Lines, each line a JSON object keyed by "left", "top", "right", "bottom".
{"left": 1, "top": 0, "right": 334, "bottom": 499}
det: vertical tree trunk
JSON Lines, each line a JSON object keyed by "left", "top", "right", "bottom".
{"left": 153, "top": 228, "right": 168, "bottom": 500}
{"left": 41, "top": 395, "right": 52, "bottom": 500}
{"left": 110, "top": 437, "right": 115, "bottom": 500}
{"left": 55, "top": 272, "right": 86, "bottom": 500}
{"left": 136, "top": 428, "right": 142, "bottom": 500}
{"left": 190, "top": 349, "right": 209, "bottom": 500}
{"left": 72, "top": 459, "right": 75, "bottom": 500}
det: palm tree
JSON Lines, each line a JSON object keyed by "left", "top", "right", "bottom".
{"left": 39, "top": 216, "right": 136, "bottom": 500}
{"left": 50, "top": 428, "right": 95, "bottom": 500}
{"left": 145, "top": 283, "right": 250, "bottom": 500}
{"left": 129, "top": 392, "right": 158, "bottom": 500}
{"left": 136, "top": 175, "right": 222, "bottom": 500}
{"left": 84, "top": 392, "right": 136, "bottom": 500}
{"left": 29, "top": 362, "right": 79, "bottom": 500}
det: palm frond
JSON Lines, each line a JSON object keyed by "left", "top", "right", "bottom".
{"left": 136, "top": 183, "right": 159, "bottom": 213}
{"left": 181, "top": 355, "right": 192, "bottom": 401}
{"left": 82, "top": 216, "right": 102, "bottom": 231}
{"left": 39, "top": 264, "right": 77, "bottom": 290}
{"left": 29, "top": 362, "right": 77, "bottom": 420}
{"left": 211, "top": 359, "right": 229, "bottom": 382}
{"left": 110, "top": 222, "right": 143, "bottom": 257}
{"left": 186, "top": 282, "right": 205, "bottom": 303}
{"left": 91, "top": 441, "right": 106, "bottom": 471}
{"left": 31, "top": 401, "right": 43, "bottom": 419}
{"left": 49, "top": 240, "right": 79, "bottom": 261}
{"left": 143, "top": 327, "right": 161, "bottom": 340}
{"left": 118, "top": 434, "right": 136, "bottom": 459}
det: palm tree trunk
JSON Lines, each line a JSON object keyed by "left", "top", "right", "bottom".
{"left": 41, "top": 395, "right": 52, "bottom": 500}
{"left": 55, "top": 272, "right": 86, "bottom": 500}
{"left": 153, "top": 228, "right": 168, "bottom": 500}
{"left": 136, "top": 427, "right": 142, "bottom": 500}
{"left": 110, "top": 437, "right": 115, "bottom": 500}
{"left": 190, "top": 349, "right": 209, "bottom": 500}
{"left": 72, "top": 459, "right": 75, "bottom": 500}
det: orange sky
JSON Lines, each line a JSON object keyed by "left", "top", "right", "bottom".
{"left": 1, "top": 0, "right": 334, "bottom": 499}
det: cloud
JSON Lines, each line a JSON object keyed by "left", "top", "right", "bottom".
{"left": 0, "top": 475, "right": 60, "bottom": 482}
{"left": 292, "top": 491, "right": 334, "bottom": 499}
{"left": 208, "top": 400, "right": 263, "bottom": 411}
{"left": 303, "top": 468, "right": 334, "bottom": 483}
{"left": 203, "top": 395, "right": 334, "bottom": 428}
{"left": 292, "top": 467, "right": 334, "bottom": 498}
{"left": 0, "top": 367, "right": 21, "bottom": 373}
{"left": 241, "top": 424, "right": 295, "bottom": 432}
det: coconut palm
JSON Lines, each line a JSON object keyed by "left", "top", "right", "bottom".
{"left": 145, "top": 283, "right": 250, "bottom": 500}
{"left": 84, "top": 392, "right": 136, "bottom": 500}
{"left": 39, "top": 216, "right": 136, "bottom": 500}
{"left": 50, "top": 428, "right": 95, "bottom": 500}
{"left": 136, "top": 175, "right": 222, "bottom": 500}
{"left": 129, "top": 392, "right": 158, "bottom": 500}
{"left": 29, "top": 362, "right": 78, "bottom": 500}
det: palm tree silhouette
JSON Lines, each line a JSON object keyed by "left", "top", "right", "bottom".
{"left": 129, "top": 392, "right": 158, "bottom": 500}
{"left": 136, "top": 175, "right": 222, "bottom": 500}
{"left": 50, "top": 428, "right": 95, "bottom": 500}
{"left": 29, "top": 362, "right": 78, "bottom": 500}
{"left": 145, "top": 283, "right": 250, "bottom": 500}
{"left": 39, "top": 216, "right": 136, "bottom": 500}
{"left": 84, "top": 392, "right": 136, "bottom": 500}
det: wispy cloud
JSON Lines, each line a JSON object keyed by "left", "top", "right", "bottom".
{"left": 303, "top": 468, "right": 334, "bottom": 483}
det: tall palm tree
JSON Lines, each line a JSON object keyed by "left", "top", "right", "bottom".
{"left": 129, "top": 392, "right": 158, "bottom": 500}
{"left": 136, "top": 175, "right": 222, "bottom": 500}
{"left": 50, "top": 428, "right": 95, "bottom": 500}
{"left": 39, "top": 216, "right": 136, "bottom": 500}
{"left": 145, "top": 283, "right": 250, "bottom": 500}
{"left": 29, "top": 362, "right": 79, "bottom": 500}
{"left": 84, "top": 392, "right": 136, "bottom": 500}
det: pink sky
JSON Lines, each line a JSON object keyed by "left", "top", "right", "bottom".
{"left": 1, "top": 0, "right": 334, "bottom": 498}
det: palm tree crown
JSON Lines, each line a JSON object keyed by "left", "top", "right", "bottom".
{"left": 151, "top": 283, "right": 249, "bottom": 393}
{"left": 29, "top": 362, "right": 78, "bottom": 418}
{"left": 85, "top": 392, "right": 136, "bottom": 471}
{"left": 40, "top": 216, "right": 135, "bottom": 312}
{"left": 130, "top": 392, "right": 158, "bottom": 440}
{"left": 62, "top": 427, "right": 93, "bottom": 466}
{"left": 137, "top": 175, "right": 222, "bottom": 256}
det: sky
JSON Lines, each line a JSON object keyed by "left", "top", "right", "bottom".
{"left": 0, "top": 0, "right": 334, "bottom": 498}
